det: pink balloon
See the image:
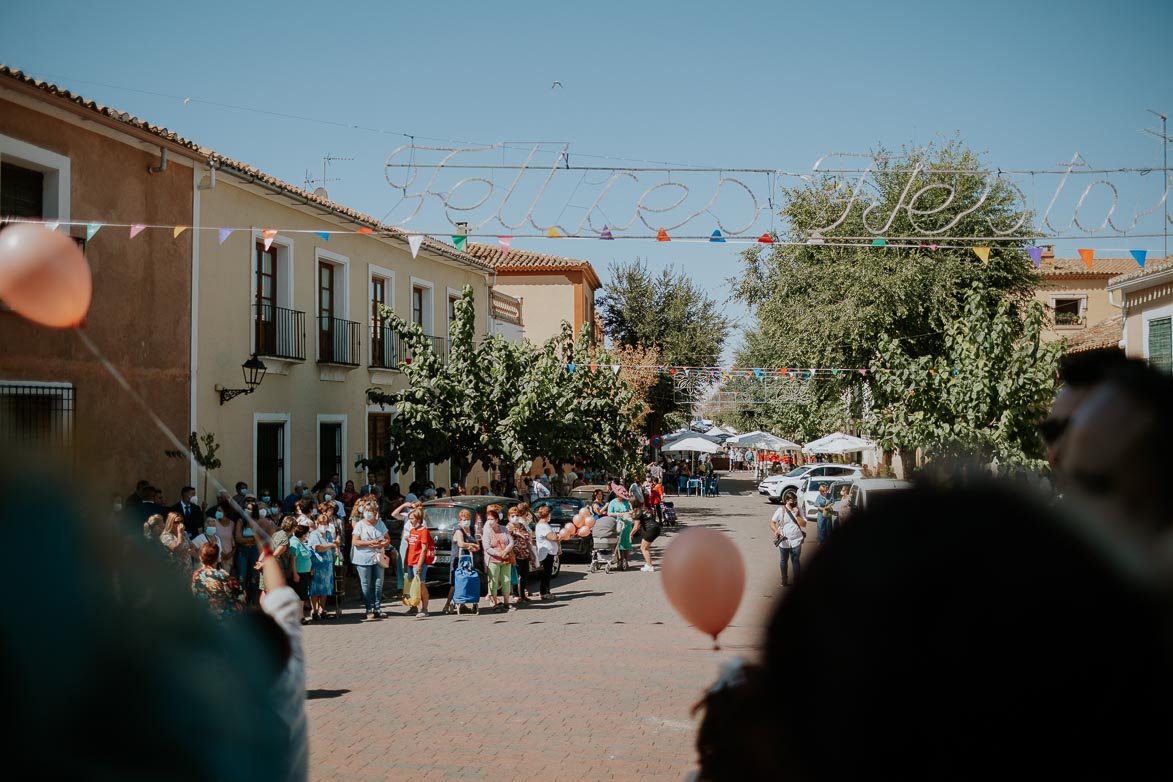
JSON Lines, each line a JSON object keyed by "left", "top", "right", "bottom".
{"left": 558, "top": 524, "right": 574, "bottom": 541}
{"left": 0, "top": 224, "right": 92, "bottom": 328}
{"left": 563, "top": 514, "right": 579, "bottom": 530}
{"left": 660, "top": 528, "right": 745, "bottom": 648}
{"left": 576, "top": 524, "right": 593, "bottom": 538}
{"left": 581, "top": 517, "right": 596, "bottom": 530}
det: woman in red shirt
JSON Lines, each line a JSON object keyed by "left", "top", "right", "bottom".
{"left": 404, "top": 508, "right": 433, "bottom": 618}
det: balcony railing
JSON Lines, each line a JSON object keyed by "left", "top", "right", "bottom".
{"left": 254, "top": 304, "right": 306, "bottom": 361}
{"left": 318, "top": 316, "right": 361, "bottom": 366}
{"left": 370, "top": 326, "right": 449, "bottom": 369}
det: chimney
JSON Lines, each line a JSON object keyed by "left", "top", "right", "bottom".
{"left": 455, "top": 221, "right": 468, "bottom": 237}
{"left": 1041, "top": 245, "right": 1054, "bottom": 260}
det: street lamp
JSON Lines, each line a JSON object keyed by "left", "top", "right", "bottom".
{"left": 218, "top": 354, "right": 268, "bottom": 404}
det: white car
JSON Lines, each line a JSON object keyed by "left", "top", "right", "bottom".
{"left": 798, "top": 475, "right": 857, "bottom": 521}
{"left": 846, "top": 479, "right": 913, "bottom": 514}
{"left": 761, "top": 464, "right": 863, "bottom": 504}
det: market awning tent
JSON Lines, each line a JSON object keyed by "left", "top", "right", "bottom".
{"left": 704, "top": 425, "right": 727, "bottom": 437}
{"left": 661, "top": 436, "right": 722, "bottom": 454}
{"left": 802, "top": 432, "right": 878, "bottom": 455}
{"left": 664, "top": 429, "right": 722, "bottom": 445}
{"left": 730, "top": 431, "right": 801, "bottom": 452}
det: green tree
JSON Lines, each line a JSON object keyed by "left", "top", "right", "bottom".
{"left": 731, "top": 138, "right": 1039, "bottom": 443}
{"left": 872, "top": 285, "right": 1060, "bottom": 471}
{"left": 189, "top": 431, "right": 221, "bottom": 501}
{"left": 598, "top": 258, "right": 731, "bottom": 434}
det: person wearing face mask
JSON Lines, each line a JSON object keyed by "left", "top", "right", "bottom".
{"left": 171, "top": 486, "right": 205, "bottom": 532}
{"left": 402, "top": 508, "right": 433, "bottom": 618}
{"left": 190, "top": 520, "right": 221, "bottom": 566}
{"left": 351, "top": 498, "right": 390, "bottom": 621}
{"left": 307, "top": 504, "right": 339, "bottom": 620}
{"left": 235, "top": 507, "right": 262, "bottom": 603}
{"left": 159, "top": 511, "right": 196, "bottom": 575}
{"left": 482, "top": 506, "right": 515, "bottom": 612}
{"left": 507, "top": 503, "right": 535, "bottom": 602}
{"left": 441, "top": 508, "right": 481, "bottom": 614}
{"left": 211, "top": 504, "right": 236, "bottom": 574}
{"left": 770, "top": 494, "right": 807, "bottom": 587}
{"left": 260, "top": 517, "right": 296, "bottom": 597}
{"left": 232, "top": 482, "right": 249, "bottom": 510}
{"left": 283, "top": 481, "right": 305, "bottom": 514}
{"left": 390, "top": 498, "right": 420, "bottom": 598}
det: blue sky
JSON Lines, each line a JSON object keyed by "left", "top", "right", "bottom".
{"left": 3, "top": 0, "right": 1170, "bottom": 359}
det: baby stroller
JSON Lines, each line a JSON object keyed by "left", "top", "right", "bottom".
{"left": 590, "top": 515, "right": 621, "bottom": 573}
{"left": 662, "top": 501, "right": 678, "bottom": 527}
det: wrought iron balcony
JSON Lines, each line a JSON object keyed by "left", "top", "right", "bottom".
{"left": 253, "top": 304, "right": 306, "bottom": 361}
{"left": 318, "top": 316, "right": 361, "bottom": 366}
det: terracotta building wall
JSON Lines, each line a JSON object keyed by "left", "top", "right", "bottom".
{"left": 0, "top": 95, "right": 194, "bottom": 498}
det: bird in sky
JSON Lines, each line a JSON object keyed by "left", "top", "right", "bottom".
{"left": 551, "top": 81, "right": 562, "bottom": 90}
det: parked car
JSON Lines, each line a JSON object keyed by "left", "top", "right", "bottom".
{"left": 530, "top": 497, "right": 592, "bottom": 561}
{"left": 419, "top": 496, "right": 505, "bottom": 577}
{"left": 569, "top": 484, "right": 610, "bottom": 501}
{"left": 846, "top": 479, "right": 913, "bottom": 514}
{"left": 761, "top": 464, "right": 863, "bottom": 503}
{"left": 797, "top": 476, "right": 856, "bottom": 521}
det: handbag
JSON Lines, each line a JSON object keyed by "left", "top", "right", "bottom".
{"left": 424, "top": 541, "right": 436, "bottom": 565}
{"left": 376, "top": 551, "right": 391, "bottom": 569}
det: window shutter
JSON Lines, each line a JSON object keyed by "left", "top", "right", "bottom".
{"left": 1148, "top": 317, "right": 1172, "bottom": 376}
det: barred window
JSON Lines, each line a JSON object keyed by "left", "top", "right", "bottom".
{"left": 0, "top": 382, "right": 75, "bottom": 454}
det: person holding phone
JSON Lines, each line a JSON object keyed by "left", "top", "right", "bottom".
{"left": 403, "top": 508, "right": 433, "bottom": 618}
{"left": 351, "top": 497, "right": 390, "bottom": 621}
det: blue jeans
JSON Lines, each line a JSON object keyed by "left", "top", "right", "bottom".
{"left": 235, "top": 544, "right": 260, "bottom": 603}
{"left": 816, "top": 514, "right": 832, "bottom": 543}
{"left": 397, "top": 537, "right": 410, "bottom": 591}
{"left": 778, "top": 545, "right": 801, "bottom": 584}
{"left": 356, "top": 563, "right": 383, "bottom": 614}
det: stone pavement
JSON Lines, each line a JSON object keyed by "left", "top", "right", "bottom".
{"left": 304, "top": 474, "right": 811, "bottom": 781}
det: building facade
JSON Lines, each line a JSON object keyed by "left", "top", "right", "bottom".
{"left": 1033, "top": 248, "right": 1137, "bottom": 345}
{"left": 464, "top": 242, "right": 601, "bottom": 346}
{"left": 1107, "top": 258, "right": 1173, "bottom": 374}
{"left": 0, "top": 66, "right": 496, "bottom": 500}
{"left": 0, "top": 67, "right": 195, "bottom": 497}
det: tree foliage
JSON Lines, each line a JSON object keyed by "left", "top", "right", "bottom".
{"left": 365, "top": 287, "right": 646, "bottom": 481}
{"left": 872, "top": 285, "right": 1060, "bottom": 470}
{"left": 728, "top": 138, "right": 1041, "bottom": 446}
{"left": 598, "top": 258, "right": 731, "bottom": 433}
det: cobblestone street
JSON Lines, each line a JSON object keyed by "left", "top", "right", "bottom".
{"left": 304, "top": 475, "right": 803, "bottom": 780}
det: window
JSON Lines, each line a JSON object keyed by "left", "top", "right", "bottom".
{"left": 367, "top": 412, "right": 392, "bottom": 482}
{"left": 369, "top": 267, "right": 396, "bottom": 369}
{"left": 1052, "top": 297, "right": 1084, "bottom": 327}
{"left": 252, "top": 235, "right": 304, "bottom": 361}
{"left": 1, "top": 162, "right": 44, "bottom": 218}
{"left": 0, "top": 382, "right": 74, "bottom": 456}
{"left": 254, "top": 413, "right": 291, "bottom": 497}
{"left": 318, "top": 260, "right": 335, "bottom": 360}
{"left": 317, "top": 417, "right": 345, "bottom": 485}
{"left": 448, "top": 294, "right": 460, "bottom": 329}
{"left": 0, "top": 134, "right": 70, "bottom": 224}
{"left": 1148, "top": 317, "right": 1172, "bottom": 376}
{"left": 412, "top": 287, "right": 425, "bottom": 329}
{"left": 254, "top": 241, "right": 280, "bottom": 355}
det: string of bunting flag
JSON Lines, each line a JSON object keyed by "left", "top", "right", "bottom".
{"left": 0, "top": 218, "right": 1153, "bottom": 269}
{"left": 564, "top": 363, "right": 972, "bottom": 379}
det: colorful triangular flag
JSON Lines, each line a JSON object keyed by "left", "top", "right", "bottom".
{"left": 498, "top": 236, "right": 513, "bottom": 258}
{"left": 1027, "top": 246, "right": 1043, "bottom": 268}
{"left": 611, "top": 364, "right": 620, "bottom": 376}
{"left": 547, "top": 227, "right": 562, "bottom": 238}
{"left": 656, "top": 228, "right": 670, "bottom": 242}
{"left": 758, "top": 233, "right": 774, "bottom": 244}
{"left": 1077, "top": 248, "right": 1094, "bottom": 268}
{"left": 599, "top": 226, "right": 614, "bottom": 240}
{"left": 86, "top": 224, "right": 102, "bottom": 241}
{"left": 1130, "top": 249, "right": 1147, "bottom": 268}
{"left": 408, "top": 235, "right": 424, "bottom": 258}
{"left": 356, "top": 227, "right": 374, "bottom": 235}
{"left": 452, "top": 235, "right": 467, "bottom": 252}
{"left": 218, "top": 228, "right": 234, "bottom": 245}
{"left": 710, "top": 230, "right": 725, "bottom": 243}
{"left": 973, "top": 246, "right": 991, "bottom": 262}
{"left": 872, "top": 238, "right": 887, "bottom": 247}
{"left": 567, "top": 362, "right": 576, "bottom": 374}
{"left": 45, "top": 222, "right": 59, "bottom": 231}
{"left": 262, "top": 228, "right": 278, "bottom": 251}
{"left": 129, "top": 224, "right": 147, "bottom": 239}
{"left": 173, "top": 226, "right": 189, "bottom": 239}
{"left": 315, "top": 232, "right": 330, "bottom": 241}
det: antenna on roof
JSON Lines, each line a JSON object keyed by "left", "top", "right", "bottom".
{"left": 303, "top": 153, "right": 354, "bottom": 200}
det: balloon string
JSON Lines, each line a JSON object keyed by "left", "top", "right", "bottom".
{"left": 73, "top": 327, "right": 272, "bottom": 546}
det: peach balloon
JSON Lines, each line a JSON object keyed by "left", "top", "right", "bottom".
{"left": 0, "top": 224, "right": 92, "bottom": 328}
{"left": 660, "top": 528, "right": 745, "bottom": 649}
{"left": 576, "top": 524, "right": 592, "bottom": 538}
{"left": 558, "top": 524, "right": 574, "bottom": 541}
{"left": 581, "top": 517, "right": 596, "bottom": 530}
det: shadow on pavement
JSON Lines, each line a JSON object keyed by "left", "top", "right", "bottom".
{"left": 307, "top": 688, "right": 351, "bottom": 700}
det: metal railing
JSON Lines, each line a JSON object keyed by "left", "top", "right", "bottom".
{"left": 0, "top": 382, "right": 75, "bottom": 453}
{"left": 369, "top": 326, "right": 449, "bottom": 368}
{"left": 318, "top": 316, "right": 361, "bottom": 366}
{"left": 254, "top": 304, "right": 306, "bottom": 360}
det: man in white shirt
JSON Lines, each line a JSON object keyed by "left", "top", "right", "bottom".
{"left": 532, "top": 479, "right": 550, "bottom": 500}
{"left": 769, "top": 495, "right": 806, "bottom": 587}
